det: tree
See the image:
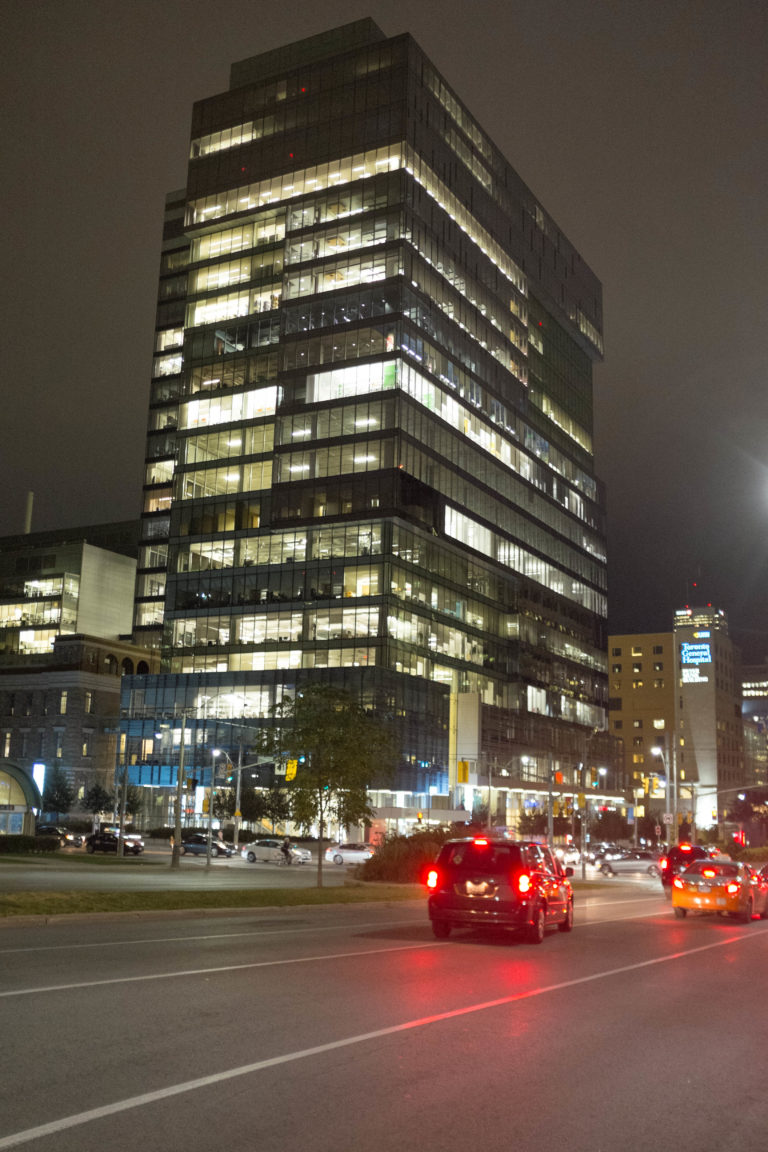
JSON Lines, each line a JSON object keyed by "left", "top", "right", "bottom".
{"left": 262, "top": 784, "right": 291, "bottom": 833}
{"left": 42, "top": 766, "right": 75, "bottom": 817}
{"left": 266, "top": 683, "right": 399, "bottom": 886}
{"left": 213, "top": 788, "right": 235, "bottom": 821}
{"left": 81, "top": 784, "right": 114, "bottom": 818}
{"left": 240, "top": 785, "right": 268, "bottom": 826}
{"left": 124, "top": 784, "right": 144, "bottom": 819}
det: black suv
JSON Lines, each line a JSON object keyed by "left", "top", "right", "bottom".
{"left": 659, "top": 843, "right": 709, "bottom": 893}
{"left": 426, "top": 837, "right": 574, "bottom": 944}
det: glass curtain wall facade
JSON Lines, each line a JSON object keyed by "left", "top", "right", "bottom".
{"left": 124, "top": 19, "right": 608, "bottom": 804}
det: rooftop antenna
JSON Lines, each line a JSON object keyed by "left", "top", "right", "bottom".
{"left": 24, "top": 491, "right": 34, "bottom": 534}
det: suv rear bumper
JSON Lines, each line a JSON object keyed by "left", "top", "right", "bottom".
{"left": 428, "top": 898, "right": 532, "bottom": 930}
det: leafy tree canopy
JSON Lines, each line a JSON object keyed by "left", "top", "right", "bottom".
{"left": 81, "top": 784, "right": 114, "bottom": 816}
{"left": 264, "top": 683, "right": 399, "bottom": 884}
{"left": 42, "top": 766, "right": 75, "bottom": 816}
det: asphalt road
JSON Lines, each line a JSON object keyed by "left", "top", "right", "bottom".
{"left": 0, "top": 845, "right": 348, "bottom": 890}
{"left": 2, "top": 881, "right": 767, "bottom": 1152}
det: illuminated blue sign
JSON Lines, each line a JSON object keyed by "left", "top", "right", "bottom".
{"left": 681, "top": 642, "right": 712, "bottom": 666}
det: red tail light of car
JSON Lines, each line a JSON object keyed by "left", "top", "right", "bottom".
{"left": 660, "top": 857, "right": 668, "bottom": 871}
{"left": 426, "top": 868, "right": 440, "bottom": 890}
{"left": 673, "top": 877, "right": 684, "bottom": 889}
{"left": 517, "top": 872, "right": 533, "bottom": 895}
{"left": 726, "top": 882, "right": 740, "bottom": 895}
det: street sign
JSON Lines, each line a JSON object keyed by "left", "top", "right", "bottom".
{"left": 234, "top": 809, "right": 242, "bottom": 818}
{"left": 663, "top": 813, "right": 673, "bottom": 824}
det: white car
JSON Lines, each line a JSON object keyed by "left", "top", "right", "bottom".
{"left": 555, "top": 845, "right": 581, "bottom": 866}
{"left": 325, "top": 842, "right": 376, "bottom": 865}
{"left": 241, "top": 839, "right": 311, "bottom": 864}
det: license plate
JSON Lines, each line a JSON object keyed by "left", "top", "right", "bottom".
{"left": 466, "top": 880, "right": 491, "bottom": 896}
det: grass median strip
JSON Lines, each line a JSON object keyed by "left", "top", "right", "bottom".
{"left": 0, "top": 885, "right": 423, "bottom": 919}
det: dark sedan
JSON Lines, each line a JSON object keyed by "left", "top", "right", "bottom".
{"left": 36, "top": 825, "right": 84, "bottom": 847}
{"left": 181, "top": 832, "right": 236, "bottom": 858}
{"left": 85, "top": 831, "right": 144, "bottom": 855}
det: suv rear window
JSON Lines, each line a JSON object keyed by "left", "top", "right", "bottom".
{"left": 684, "top": 861, "right": 739, "bottom": 878}
{"left": 439, "top": 843, "right": 523, "bottom": 871}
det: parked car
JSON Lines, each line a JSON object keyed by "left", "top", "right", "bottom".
{"left": 672, "top": 859, "right": 768, "bottom": 921}
{"left": 325, "top": 842, "right": 376, "bottom": 865}
{"left": 600, "top": 850, "right": 661, "bottom": 878}
{"left": 426, "top": 836, "right": 574, "bottom": 943}
{"left": 181, "top": 832, "right": 236, "bottom": 858}
{"left": 36, "top": 825, "right": 84, "bottom": 847}
{"left": 85, "top": 831, "right": 144, "bottom": 855}
{"left": 241, "top": 839, "right": 311, "bottom": 864}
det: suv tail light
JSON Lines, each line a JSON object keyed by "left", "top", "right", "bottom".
{"left": 426, "top": 868, "right": 440, "bottom": 890}
{"left": 726, "top": 882, "right": 740, "bottom": 895}
{"left": 517, "top": 872, "right": 532, "bottom": 895}
{"left": 660, "top": 856, "right": 668, "bottom": 871}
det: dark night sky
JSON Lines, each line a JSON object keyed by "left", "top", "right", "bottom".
{"left": 3, "top": 0, "right": 767, "bottom": 655}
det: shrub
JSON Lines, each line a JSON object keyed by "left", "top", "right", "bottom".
{"left": 358, "top": 828, "right": 453, "bottom": 883}
{"left": 0, "top": 835, "right": 59, "bottom": 854}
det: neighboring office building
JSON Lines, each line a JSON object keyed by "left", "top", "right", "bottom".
{"left": 0, "top": 522, "right": 138, "bottom": 660}
{"left": 740, "top": 663, "right": 768, "bottom": 789}
{"left": 0, "top": 523, "right": 160, "bottom": 807}
{"left": 608, "top": 631, "right": 676, "bottom": 828}
{"left": 122, "top": 18, "right": 609, "bottom": 832}
{"left": 609, "top": 609, "right": 746, "bottom": 834}
{"left": 674, "top": 607, "right": 744, "bottom": 830}
{"left": 0, "top": 634, "right": 159, "bottom": 804}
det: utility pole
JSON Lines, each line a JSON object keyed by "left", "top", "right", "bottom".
{"left": 170, "top": 713, "right": 186, "bottom": 870}
{"left": 233, "top": 741, "right": 244, "bottom": 851}
{"left": 547, "top": 754, "right": 554, "bottom": 845}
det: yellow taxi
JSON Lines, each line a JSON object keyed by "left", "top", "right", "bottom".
{"left": 672, "top": 859, "right": 768, "bottom": 922}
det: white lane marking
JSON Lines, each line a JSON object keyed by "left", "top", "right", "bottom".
{"left": 0, "top": 917, "right": 422, "bottom": 955}
{"left": 0, "top": 941, "right": 440, "bottom": 998}
{"left": 0, "top": 928, "right": 765, "bottom": 1149}
{"left": 0, "top": 896, "right": 662, "bottom": 955}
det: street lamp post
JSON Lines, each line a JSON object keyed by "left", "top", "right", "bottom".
{"left": 650, "top": 738, "right": 675, "bottom": 846}
{"left": 207, "top": 748, "right": 221, "bottom": 870}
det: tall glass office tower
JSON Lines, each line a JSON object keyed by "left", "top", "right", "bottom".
{"left": 124, "top": 19, "right": 610, "bottom": 824}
